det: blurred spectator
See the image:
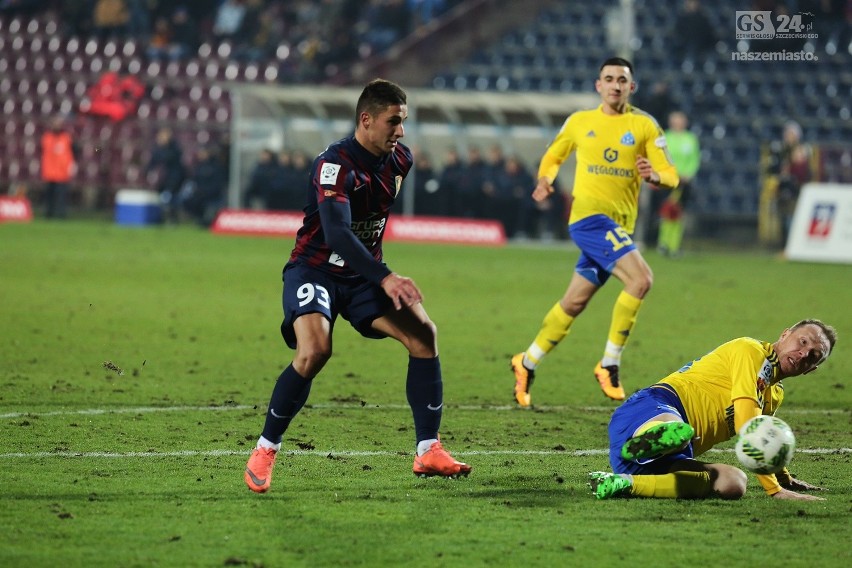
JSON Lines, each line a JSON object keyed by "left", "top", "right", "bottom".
{"left": 670, "top": 0, "right": 717, "bottom": 61}
{"left": 410, "top": 150, "right": 446, "bottom": 216}
{"left": 146, "top": 127, "right": 186, "bottom": 222}
{"left": 146, "top": 16, "right": 174, "bottom": 60}
{"left": 126, "top": 0, "right": 150, "bottom": 37}
{"left": 93, "top": 0, "right": 131, "bottom": 40}
{"left": 212, "top": 0, "right": 247, "bottom": 42}
{"left": 479, "top": 144, "right": 506, "bottom": 221}
{"left": 40, "top": 116, "right": 78, "bottom": 219}
{"left": 243, "top": 148, "right": 282, "bottom": 209}
{"left": 776, "top": 122, "right": 812, "bottom": 242}
{"left": 459, "top": 145, "right": 489, "bottom": 218}
{"left": 493, "top": 155, "right": 534, "bottom": 238}
{"left": 520, "top": 178, "right": 567, "bottom": 241}
{"left": 170, "top": 6, "right": 200, "bottom": 56}
{"left": 234, "top": 0, "right": 280, "bottom": 61}
{"left": 147, "top": 7, "right": 199, "bottom": 60}
{"left": 759, "top": 121, "right": 813, "bottom": 246}
{"left": 230, "top": 0, "right": 264, "bottom": 58}
{"left": 634, "top": 81, "right": 676, "bottom": 127}
{"left": 181, "top": 146, "right": 227, "bottom": 226}
{"left": 437, "top": 147, "right": 465, "bottom": 216}
{"left": 657, "top": 111, "right": 701, "bottom": 257}
{"left": 285, "top": 150, "right": 312, "bottom": 208}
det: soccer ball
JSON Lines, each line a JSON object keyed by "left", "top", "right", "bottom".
{"left": 734, "top": 415, "right": 796, "bottom": 474}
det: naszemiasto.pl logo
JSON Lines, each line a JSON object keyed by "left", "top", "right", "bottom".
{"left": 732, "top": 10, "right": 819, "bottom": 61}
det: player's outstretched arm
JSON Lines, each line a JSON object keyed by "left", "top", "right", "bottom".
{"left": 771, "top": 487, "right": 826, "bottom": 501}
{"left": 381, "top": 273, "right": 423, "bottom": 310}
{"left": 779, "top": 476, "right": 826, "bottom": 492}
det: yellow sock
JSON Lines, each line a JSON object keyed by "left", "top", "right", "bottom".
{"left": 631, "top": 471, "right": 712, "bottom": 499}
{"left": 602, "top": 291, "right": 643, "bottom": 365}
{"left": 526, "top": 302, "right": 574, "bottom": 366}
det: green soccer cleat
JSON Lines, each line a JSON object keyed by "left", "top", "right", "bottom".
{"left": 620, "top": 421, "right": 695, "bottom": 461}
{"left": 588, "top": 471, "right": 633, "bottom": 499}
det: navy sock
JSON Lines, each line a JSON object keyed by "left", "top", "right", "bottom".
{"left": 406, "top": 355, "right": 443, "bottom": 444}
{"left": 260, "top": 364, "right": 312, "bottom": 445}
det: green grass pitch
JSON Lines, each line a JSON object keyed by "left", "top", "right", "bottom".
{"left": 1, "top": 221, "right": 851, "bottom": 567}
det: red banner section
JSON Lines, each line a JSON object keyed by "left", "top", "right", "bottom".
{"left": 211, "top": 209, "right": 304, "bottom": 236}
{"left": 211, "top": 209, "right": 506, "bottom": 246}
{"left": 0, "top": 197, "right": 33, "bottom": 223}
{"left": 385, "top": 215, "right": 506, "bottom": 245}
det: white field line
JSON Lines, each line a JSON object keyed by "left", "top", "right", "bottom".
{"left": 2, "top": 404, "right": 848, "bottom": 459}
{"left": 1, "top": 448, "right": 850, "bottom": 460}
{"left": 1, "top": 403, "right": 848, "bottom": 420}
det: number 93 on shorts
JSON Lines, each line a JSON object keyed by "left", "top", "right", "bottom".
{"left": 279, "top": 263, "right": 392, "bottom": 348}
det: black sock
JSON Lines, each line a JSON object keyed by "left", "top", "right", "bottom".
{"left": 406, "top": 355, "right": 443, "bottom": 444}
{"left": 260, "top": 364, "right": 312, "bottom": 445}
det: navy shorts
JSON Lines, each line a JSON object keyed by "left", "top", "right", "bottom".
{"left": 279, "top": 263, "right": 393, "bottom": 349}
{"left": 608, "top": 385, "right": 694, "bottom": 474}
{"left": 569, "top": 214, "right": 637, "bottom": 287}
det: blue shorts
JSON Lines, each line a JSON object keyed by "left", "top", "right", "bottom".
{"left": 608, "top": 385, "right": 694, "bottom": 474}
{"left": 279, "top": 262, "right": 393, "bottom": 349}
{"left": 569, "top": 214, "right": 637, "bottom": 287}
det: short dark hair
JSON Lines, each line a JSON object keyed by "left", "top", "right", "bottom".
{"left": 600, "top": 57, "right": 634, "bottom": 75}
{"left": 355, "top": 79, "right": 407, "bottom": 122}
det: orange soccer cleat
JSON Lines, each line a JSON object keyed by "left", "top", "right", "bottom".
{"left": 594, "top": 361, "right": 625, "bottom": 401}
{"left": 412, "top": 440, "right": 472, "bottom": 478}
{"left": 244, "top": 447, "right": 278, "bottom": 493}
{"left": 511, "top": 353, "right": 534, "bottom": 408}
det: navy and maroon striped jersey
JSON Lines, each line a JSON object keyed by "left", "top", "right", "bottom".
{"left": 288, "top": 135, "right": 413, "bottom": 278}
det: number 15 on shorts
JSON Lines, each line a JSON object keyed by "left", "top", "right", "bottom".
{"left": 605, "top": 227, "right": 634, "bottom": 251}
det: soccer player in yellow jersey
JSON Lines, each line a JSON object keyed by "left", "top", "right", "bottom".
{"left": 511, "top": 57, "right": 679, "bottom": 405}
{"left": 589, "top": 319, "right": 836, "bottom": 501}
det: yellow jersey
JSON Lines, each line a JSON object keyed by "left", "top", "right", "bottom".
{"left": 540, "top": 104, "right": 678, "bottom": 233}
{"left": 659, "top": 337, "right": 788, "bottom": 494}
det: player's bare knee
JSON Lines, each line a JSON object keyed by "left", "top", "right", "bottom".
{"left": 714, "top": 465, "right": 748, "bottom": 500}
{"left": 406, "top": 319, "right": 438, "bottom": 357}
{"left": 294, "top": 345, "right": 332, "bottom": 377}
{"left": 631, "top": 272, "right": 653, "bottom": 298}
{"left": 562, "top": 297, "right": 588, "bottom": 316}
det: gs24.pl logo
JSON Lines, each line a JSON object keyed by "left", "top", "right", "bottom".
{"left": 735, "top": 11, "right": 817, "bottom": 39}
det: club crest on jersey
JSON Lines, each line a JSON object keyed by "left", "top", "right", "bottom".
{"left": 320, "top": 163, "right": 341, "bottom": 185}
{"left": 394, "top": 175, "right": 402, "bottom": 197}
{"left": 620, "top": 131, "right": 635, "bottom": 145}
{"left": 603, "top": 148, "right": 619, "bottom": 163}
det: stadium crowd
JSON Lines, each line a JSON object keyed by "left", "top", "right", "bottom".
{"left": 3, "top": 0, "right": 462, "bottom": 84}
{"left": 241, "top": 144, "right": 570, "bottom": 240}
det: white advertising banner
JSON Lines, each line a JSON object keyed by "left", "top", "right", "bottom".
{"left": 785, "top": 183, "right": 852, "bottom": 264}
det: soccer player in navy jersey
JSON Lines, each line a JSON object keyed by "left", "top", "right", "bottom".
{"left": 589, "top": 319, "right": 835, "bottom": 501}
{"left": 244, "top": 79, "right": 471, "bottom": 493}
